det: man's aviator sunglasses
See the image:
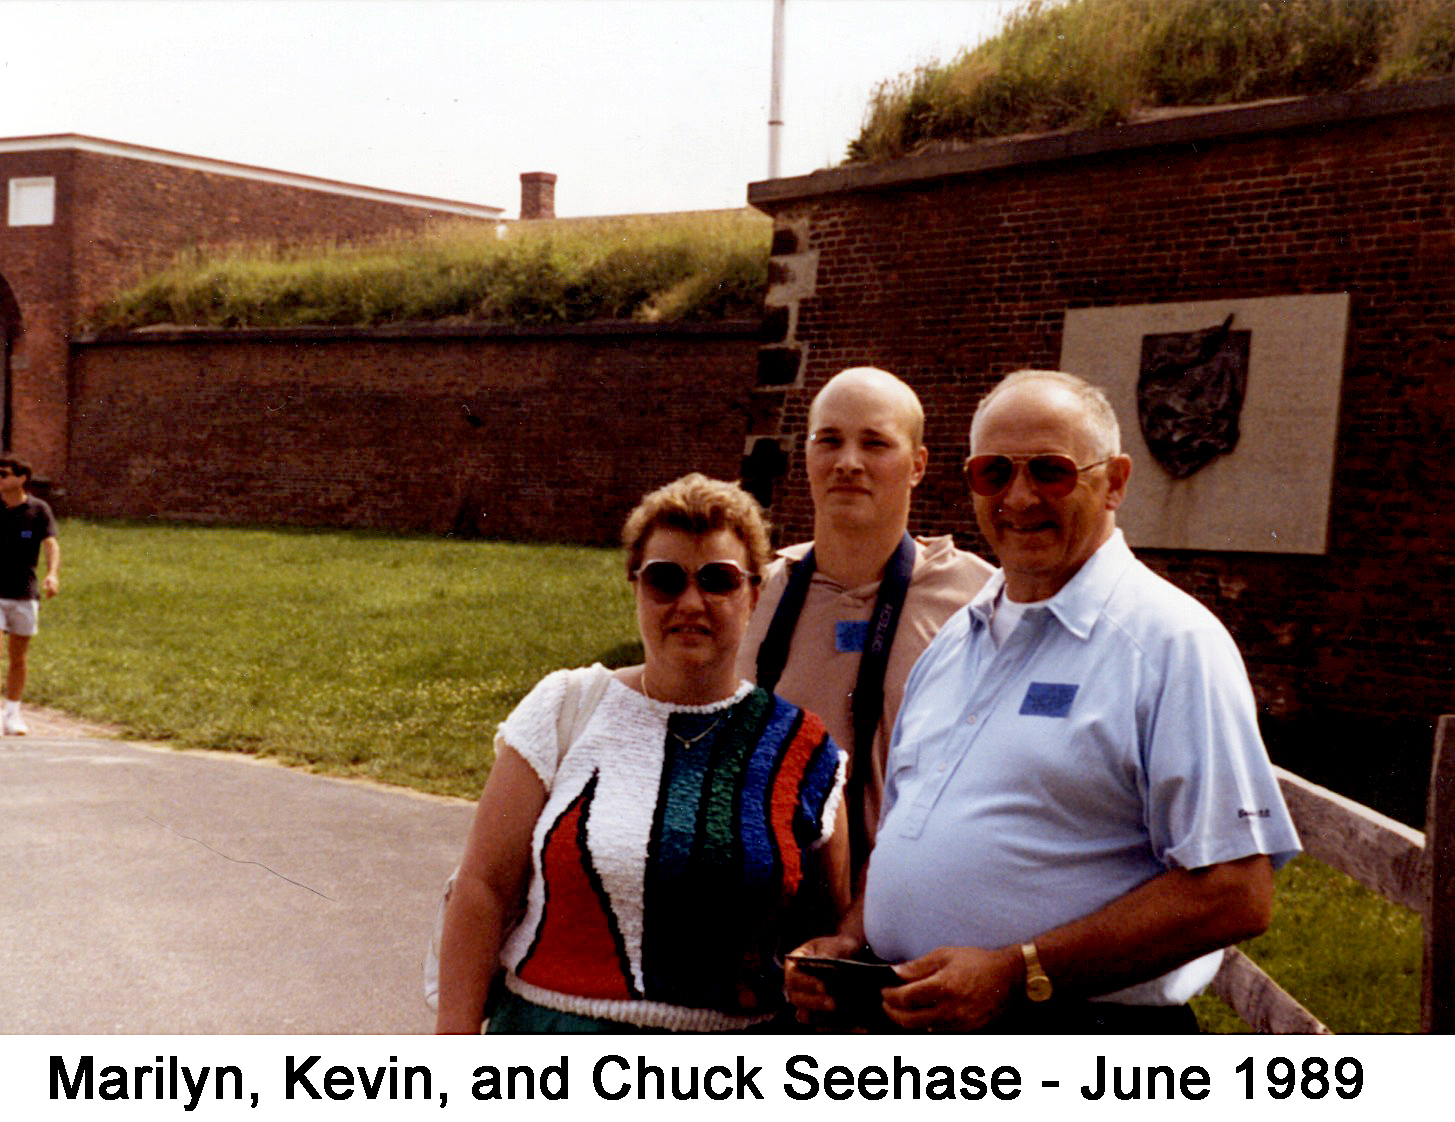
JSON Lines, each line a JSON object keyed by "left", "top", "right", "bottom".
{"left": 631, "top": 559, "right": 759, "bottom": 602}
{"left": 963, "top": 453, "right": 1114, "bottom": 499}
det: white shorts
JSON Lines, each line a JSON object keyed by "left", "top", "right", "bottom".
{"left": 0, "top": 599, "right": 39, "bottom": 637}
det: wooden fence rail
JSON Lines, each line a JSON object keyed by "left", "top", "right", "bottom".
{"left": 1210, "top": 714, "right": 1453, "bottom": 1033}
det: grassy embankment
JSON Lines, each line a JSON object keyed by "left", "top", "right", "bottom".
{"left": 849, "top": 0, "right": 1455, "bottom": 162}
{"left": 90, "top": 209, "right": 771, "bottom": 331}
{"left": 87, "top": 3, "right": 1455, "bottom": 333}
{"left": 30, "top": 519, "right": 1423, "bottom": 1033}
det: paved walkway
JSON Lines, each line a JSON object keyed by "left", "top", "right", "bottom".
{"left": 0, "top": 709, "right": 477, "bottom": 1034}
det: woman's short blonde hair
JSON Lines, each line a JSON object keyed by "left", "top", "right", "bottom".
{"left": 621, "top": 473, "right": 772, "bottom": 579}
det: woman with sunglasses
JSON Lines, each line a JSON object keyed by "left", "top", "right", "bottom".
{"left": 435, "top": 473, "right": 850, "bottom": 1033}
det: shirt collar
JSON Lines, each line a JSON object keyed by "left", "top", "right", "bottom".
{"left": 967, "top": 529, "right": 1134, "bottom": 641}
{"left": 777, "top": 541, "right": 814, "bottom": 563}
{"left": 778, "top": 536, "right": 922, "bottom": 598}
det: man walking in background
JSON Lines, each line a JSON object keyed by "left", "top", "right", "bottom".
{"left": 0, "top": 454, "right": 59, "bottom": 735}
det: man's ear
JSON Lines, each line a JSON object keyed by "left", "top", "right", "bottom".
{"left": 910, "top": 444, "right": 929, "bottom": 488}
{"left": 1104, "top": 454, "right": 1132, "bottom": 512}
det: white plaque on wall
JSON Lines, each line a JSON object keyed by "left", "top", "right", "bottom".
{"left": 1060, "top": 293, "right": 1349, "bottom": 554}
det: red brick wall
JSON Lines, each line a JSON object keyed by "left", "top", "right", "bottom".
{"left": 1, "top": 143, "right": 497, "bottom": 481}
{"left": 1, "top": 149, "right": 79, "bottom": 471}
{"left": 67, "top": 324, "right": 759, "bottom": 544}
{"left": 747, "top": 82, "right": 1455, "bottom": 821}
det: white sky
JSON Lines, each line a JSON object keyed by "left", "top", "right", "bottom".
{"left": 2, "top": 0, "right": 1017, "bottom": 217}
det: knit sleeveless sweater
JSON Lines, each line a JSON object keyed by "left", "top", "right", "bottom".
{"left": 497, "top": 672, "right": 845, "bottom": 1031}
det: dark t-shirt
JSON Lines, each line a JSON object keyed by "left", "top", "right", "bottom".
{"left": 0, "top": 496, "right": 57, "bottom": 600}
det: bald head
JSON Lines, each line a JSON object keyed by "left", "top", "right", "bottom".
{"left": 809, "top": 367, "right": 925, "bottom": 450}
{"left": 803, "top": 366, "right": 930, "bottom": 562}
{"left": 970, "top": 369, "right": 1121, "bottom": 461}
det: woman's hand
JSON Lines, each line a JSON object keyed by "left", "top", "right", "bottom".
{"left": 783, "top": 932, "right": 864, "bottom": 1026}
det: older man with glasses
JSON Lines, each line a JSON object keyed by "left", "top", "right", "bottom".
{"left": 0, "top": 453, "right": 59, "bottom": 737}
{"left": 786, "top": 368, "right": 1300, "bottom": 1034}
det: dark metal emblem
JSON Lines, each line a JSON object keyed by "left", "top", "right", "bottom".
{"left": 1137, "top": 313, "right": 1250, "bottom": 479}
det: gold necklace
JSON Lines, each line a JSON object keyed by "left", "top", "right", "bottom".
{"left": 640, "top": 671, "right": 730, "bottom": 748}
{"left": 670, "top": 715, "right": 726, "bottom": 750}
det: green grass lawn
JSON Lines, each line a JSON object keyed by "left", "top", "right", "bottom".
{"left": 30, "top": 519, "right": 640, "bottom": 796}
{"left": 1191, "top": 855, "right": 1423, "bottom": 1033}
{"left": 30, "top": 519, "right": 1424, "bottom": 1032}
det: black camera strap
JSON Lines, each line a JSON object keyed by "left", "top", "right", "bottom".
{"left": 756, "top": 532, "right": 916, "bottom": 870}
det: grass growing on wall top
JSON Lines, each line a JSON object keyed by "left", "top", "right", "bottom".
{"left": 849, "top": 0, "right": 1455, "bottom": 163}
{"left": 90, "top": 209, "right": 771, "bottom": 331}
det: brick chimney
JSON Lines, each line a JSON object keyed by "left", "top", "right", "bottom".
{"left": 520, "top": 172, "right": 557, "bottom": 220}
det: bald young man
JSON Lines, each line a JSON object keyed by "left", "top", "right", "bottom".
{"left": 736, "top": 367, "right": 992, "bottom": 874}
{"left": 787, "top": 369, "right": 1299, "bottom": 1033}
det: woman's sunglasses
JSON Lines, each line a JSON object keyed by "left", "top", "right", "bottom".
{"left": 631, "top": 559, "right": 759, "bottom": 602}
{"left": 963, "top": 453, "right": 1114, "bottom": 498}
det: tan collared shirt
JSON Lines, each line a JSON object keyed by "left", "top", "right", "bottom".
{"left": 735, "top": 535, "right": 993, "bottom": 848}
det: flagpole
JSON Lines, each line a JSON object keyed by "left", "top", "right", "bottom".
{"left": 768, "top": 0, "right": 785, "bottom": 179}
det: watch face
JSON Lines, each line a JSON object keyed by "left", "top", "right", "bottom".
{"left": 1027, "top": 974, "right": 1053, "bottom": 1002}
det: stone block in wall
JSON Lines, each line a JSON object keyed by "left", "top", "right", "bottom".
{"left": 759, "top": 305, "right": 790, "bottom": 344}
{"left": 740, "top": 436, "right": 788, "bottom": 510}
{"left": 756, "top": 345, "right": 801, "bottom": 387}
{"left": 746, "top": 387, "right": 786, "bottom": 433}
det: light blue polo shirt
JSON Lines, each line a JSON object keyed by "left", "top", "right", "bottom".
{"left": 863, "top": 531, "right": 1300, "bottom": 1005}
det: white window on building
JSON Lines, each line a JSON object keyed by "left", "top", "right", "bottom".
{"left": 8, "top": 177, "right": 56, "bottom": 226}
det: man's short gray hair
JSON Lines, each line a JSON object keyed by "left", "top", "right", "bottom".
{"left": 970, "top": 369, "right": 1121, "bottom": 460}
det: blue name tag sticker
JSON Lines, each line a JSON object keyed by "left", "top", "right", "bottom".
{"left": 835, "top": 621, "right": 869, "bottom": 653}
{"left": 1020, "top": 682, "right": 1079, "bottom": 718}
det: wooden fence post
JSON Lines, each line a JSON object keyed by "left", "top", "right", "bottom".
{"left": 1423, "top": 715, "right": 1454, "bottom": 1033}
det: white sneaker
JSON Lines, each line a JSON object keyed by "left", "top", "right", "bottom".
{"left": 4, "top": 712, "right": 28, "bottom": 736}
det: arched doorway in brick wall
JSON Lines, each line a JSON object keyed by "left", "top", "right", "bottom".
{"left": 0, "top": 274, "right": 20, "bottom": 453}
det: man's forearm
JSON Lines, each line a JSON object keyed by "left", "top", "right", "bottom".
{"left": 881, "top": 854, "right": 1274, "bottom": 1031}
{"left": 1032, "top": 854, "right": 1273, "bottom": 999}
{"left": 41, "top": 538, "right": 60, "bottom": 595}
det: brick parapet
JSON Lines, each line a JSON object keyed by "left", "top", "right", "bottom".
{"left": 66, "top": 149, "right": 474, "bottom": 323}
{"left": 747, "top": 76, "right": 1455, "bottom": 207}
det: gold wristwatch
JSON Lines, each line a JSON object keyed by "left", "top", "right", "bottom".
{"left": 1021, "top": 941, "right": 1053, "bottom": 1002}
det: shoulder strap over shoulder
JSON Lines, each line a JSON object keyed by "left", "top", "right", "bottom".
{"left": 846, "top": 532, "right": 916, "bottom": 870}
{"left": 756, "top": 549, "right": 817, "bottom": 693}
{"left": 555, "top": 663, "right": 613, "bottom": 764}
{"left": 754, "top": 535, "right": 916, "bottom": 875}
